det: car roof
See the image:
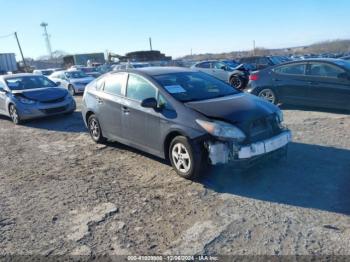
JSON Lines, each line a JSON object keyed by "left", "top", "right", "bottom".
{"left": 113, "top": 66, "right": 196, "bottom": 76}
{"left": 1, "top": 73, "right": 35, "bottom": 80}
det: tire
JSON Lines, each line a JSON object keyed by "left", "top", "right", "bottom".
{"left": 230, "top": 75, "right": 246, "bottom": 90}
{"left": 88, "top": 114, "right": 106, "bottom": 143}
{"left": 169, "top": 136, "right": 204, "bottom": 180}
{"left": 68, "top": 85, "right": 75, "bottom": 96}
{"left": 257, "top": 88, "right": 278, "bottom": 105}
{"left": 9, "top": 104, "right": 21, "bottom": 125}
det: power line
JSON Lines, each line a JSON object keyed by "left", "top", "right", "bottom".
{"left": 0, "top": 33, "right": 14, "bottom": 39}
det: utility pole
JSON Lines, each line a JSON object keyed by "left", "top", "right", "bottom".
{"left": 40, "top": 22, "right": 53, "bottom": 59}
{"left": 253, "top": 40, "right": 256, "bottom": 56}
{"left": 14, "top": 32, "right": 27, "bottom": 70}
{"left": 149, "top": 37, "right": 153, "bottom": 51}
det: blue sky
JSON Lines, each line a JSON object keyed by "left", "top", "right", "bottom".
{"left": 0, "top": 0, "right": 349, "bottom": 60}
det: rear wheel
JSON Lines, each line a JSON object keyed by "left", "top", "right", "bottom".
{"left": 169, "top": 136, "right": 204, "bottom": 180}
{"left": 88, "top": 114, "right": 106, "bottom": 143}
{"left": 258, "top": 88, "right": 278, "bottom": 105}
{"left": 9, "top": 104, "right": 21, "bottom": 125}
{"left": 68, "top": 85, "right": 75, "bottom": 96}
{"left": 230, "top": 75, "right": 245, "bottom": 90}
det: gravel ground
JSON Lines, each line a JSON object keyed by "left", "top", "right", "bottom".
{"left": 0, "top": 96, "right": 349, "bottom": 256}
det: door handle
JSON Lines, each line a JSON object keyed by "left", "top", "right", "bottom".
{"left": 122, "top": 106, "right": 130, "bottom": 113}
{"left": 97, "top": 98, "right": 103, "bottom": 104}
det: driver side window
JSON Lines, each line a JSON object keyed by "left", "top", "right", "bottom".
{"left": 126, "top": 74, "right": 157, "bottom": 101}
{"left": 308, "top": 63, "right": 344, "bottom": 78}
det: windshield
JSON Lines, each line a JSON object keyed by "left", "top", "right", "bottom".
{"left": 153, "top": 72, "right": 239, "bottom": 102}
{"left": 5, "top": 75, "right": 57, "bottom": 90}
{"left": 41, "top": 70, "right": 54, "bottom": 76}
{"left": 132, "top": 64, "right": 150, "bottom": 68}
{"left": 334, "top": 60, "right": 350, "bottom": 70}
{"left": 222, "top": 60, "right": 239, "bottom": 69}
{"left": 81, "top": 67, "right": 97, "bottom": 73}
{"left": 65, "top": 71, "right": 89, "bottom": 79}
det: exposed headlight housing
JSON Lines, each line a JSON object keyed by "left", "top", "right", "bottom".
{"left": 196, "top": 119, "right": 246, "bottom": 142}
{"left": 17, "top": 97, "right": 36, "bottom": 105}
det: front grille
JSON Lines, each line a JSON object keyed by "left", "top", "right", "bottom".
{"left": 41, "top": 96, "right": 66, "bottom": 104}
{"left": 41, "top": 106, "right": 67, "bottom": 114}
{"left": 248, "top": 114, "right": 281, "bottom": 143}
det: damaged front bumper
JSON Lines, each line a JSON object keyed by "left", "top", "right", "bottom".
{"left": 206, "top": 130, "right": 292, "bottom": 166}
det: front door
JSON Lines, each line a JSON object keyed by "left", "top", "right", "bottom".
{"left": 212, "top": 62, "right": 230, "bottom": 82}
{"left": 304, "top": 62, "right": 350, "bottom": 109}
{"left": 121, "top": 73, "right": 162, "bottom": 155}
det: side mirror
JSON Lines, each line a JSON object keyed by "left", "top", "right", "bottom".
{"left": 55, "top": 81, "right": 61, "bottom": 86}
{"left": 141, "top": 97, "right": 158, "bottom": 109}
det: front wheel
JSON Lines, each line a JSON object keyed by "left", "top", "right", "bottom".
{"left": 9, "top": 104, "right": 21, "bottom": 125}
{"left": 230, "top": 75, "right": 246, "bottom": 90}
{"left": 68, "top": 85, "right": 75, "bottom": 96}
{"left": 169, "top": 136, "right": 204, "bottom": 180}
{"left": 258, "top": 88, "right": 278, "bottom": 105}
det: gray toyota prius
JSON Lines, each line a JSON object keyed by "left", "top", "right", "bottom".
{"left": 82, "top": 67, "right": 291, "bottom": 179}
{"left": 0, "top": 74, "right": 76, "bottom": 124}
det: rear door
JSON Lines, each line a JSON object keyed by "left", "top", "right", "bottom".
{"left": 271, "top": 63, "right": 309, "bottom": 105}
{"left": 121, "top": 73, "right": 162, "bottom": 154}
{"left": 304, "top": 62, "right": 350, "bottom": 109}
{"left": 96, "top": 73, "right": 127, "bottom": 140}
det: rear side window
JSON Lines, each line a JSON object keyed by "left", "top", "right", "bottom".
{"left": 308, "top": 63, "right": 345, "bottom": 78}
{"left": 126, "top": 74, "right": 156, "bottom": 101}
{"left": 196, "top": 62, "right": 211, "bottom": 68}
{"left": 274, "top": 64, "right": 306, "bottom": 75}
{"left": 103, "top": 73, "right": 126, "bottom": 95}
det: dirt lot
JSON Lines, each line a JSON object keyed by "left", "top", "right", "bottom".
{"left": 0, "top": 96, "right": 350, "bottom": 256}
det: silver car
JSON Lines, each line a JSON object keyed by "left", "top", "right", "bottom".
{"left": 49, "top": 70, "right": 94, "bottom": 96}
{"left": 191, "top": 60, "right": 248, "bottom": 89}
{"left": 0, "top": 74, "right": 76, "bottom": 124}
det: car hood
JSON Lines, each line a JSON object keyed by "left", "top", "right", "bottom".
{"left": 12, "top": 88, "right": 68, "bottom": 102}
{"left": 70, "top": 77, "right": 94, "bottom": 84}
{"left": 185, "top": 93, "right": 279, "bottom": 125}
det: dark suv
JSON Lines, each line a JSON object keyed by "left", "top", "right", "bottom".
{"left": 82, "top": 67, "right": 291, "bottom": 179}
{"left": 239, "top": 56, "right": 291, "bottom": 71}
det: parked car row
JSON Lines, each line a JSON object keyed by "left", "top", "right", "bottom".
{"left": 0, "top": 67, "right": 292, "bottom": 179}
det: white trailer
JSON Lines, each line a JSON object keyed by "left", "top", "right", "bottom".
{"left": 0, "top": 53, "right": 17, "bottom": 73}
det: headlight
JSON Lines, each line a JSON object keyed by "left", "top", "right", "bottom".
{"left": 17, "top": 97, "right": 36, "bottom": 105}
{"left": 196, "top": 119, "right": 246, "bottom": 142}
{"left": 276, "top": 110, "right": 284, "bottom": 123}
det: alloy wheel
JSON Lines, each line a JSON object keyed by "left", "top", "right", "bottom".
{"left": 258, "top": 89, "right": 276, "bottom": 104}
{"left": 89, "top": 118, "right": 100, "bottom": 140}
{"left": 9, "top": 105, "right": 19, "bottom": 124}
{"left": 171, "top": 143, "right": 191, "bottom": 173}
{"left": 231, "top": 76, "right": 242, "bottom": 89}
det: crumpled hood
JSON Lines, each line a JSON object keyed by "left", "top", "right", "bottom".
{"left": 185, "top": 93, "right": 279, "bottom": 125}
{"left": 13, "top": 88, "right": 68, "bottom": 102}
{"left": 70, "top": 77, "right": 94, "bottom": 84}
